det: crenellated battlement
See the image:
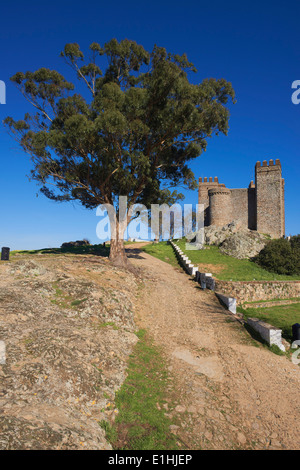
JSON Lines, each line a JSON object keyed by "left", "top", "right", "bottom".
{"left": 199, "top": 176, "right": 219, "bottom": 183}
{"left": 255, "top": 159, "right": 281, "bottom": 170}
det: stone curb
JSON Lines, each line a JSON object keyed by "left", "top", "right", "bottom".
{"left": 170, "top": 241, "right": 198, "bottom": 276}
{"left": 170, "top": 241, "right": 286, "bottom": 352}
{"left": 215, "top": 292, "right": 237, "bottom": 314}
{"left": 170, "top": 240, "right": 237, "bottom": 314}
{"left": 246, "top": 317, "right": 286, "bottom": 351}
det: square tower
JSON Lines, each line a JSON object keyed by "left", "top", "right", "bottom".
{"left": 255, "top": 159, "right": 285, "bottom": 238}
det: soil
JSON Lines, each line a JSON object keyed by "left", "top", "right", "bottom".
{"left": 195, "top": 263, "right": 225, "bottom": 275}
{"left": 126, "top": 246, "right": 300, "bottom": 450}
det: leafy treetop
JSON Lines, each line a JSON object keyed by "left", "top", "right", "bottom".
{"left": 4, "top": 39, "right": 235, "bottom": 216}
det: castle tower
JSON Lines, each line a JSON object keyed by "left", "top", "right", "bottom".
{"left": 208, "top": 187, "right": 232, "bottom": 227}
{"left": 255, "top": 159, "right": 285, "bottom": 238}
{"left": 198, "top": 177, "right": 225, "bottom": 225}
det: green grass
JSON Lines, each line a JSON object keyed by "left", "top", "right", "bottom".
{"left": 70, "top": 298, "right": 88, "bottom": 307}
{"left": 100, "top": 329, "right": 180, "bottom": 450}
{"left": 174, "top": 241, "right": 300, "bottom": 281}
{"left": 96, "top": 321, "right": 119, "bottom": 330}
{"left": 141, "top": 242, "right": 180, "bottom": 268}
{"left": 50, "top": 281, "right": 88, "bottom": 310}
{"left": 140, "top": 240, "right": 300, "bottom": 281}
{"left": 242, "top": 297, "right": 300, "bottom": 305}
{"left": 238, "top": 303, "right": 300, "bottom": 341}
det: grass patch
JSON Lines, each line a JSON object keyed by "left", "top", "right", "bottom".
{"left": 175, "top": 241, "right": 300, "bottom": 281}
{"left": 50, "top": 281, "right": 88, "bottom": 310}
{"left": 141, "top": 242, "right": 180, "bottom": 268}
{"left": 238, "top": 303, "right": 300, "bottom": 342}
{"left": 242, "top": 297, "right": 300, "bottom": 305}
{"left": 100, "top": 329, "right": 180, "bottom": 450}
{"left": 70, "top": 298, "right": 88, "bottom": 307}
{"left": 97, "top": 321, "right": 119, "bottom": 330}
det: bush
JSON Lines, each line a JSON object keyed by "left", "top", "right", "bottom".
{"left": 254, "top": 237, "right": 300, "bottom": 275}
{"left": 290, "top": 234, "right": 300, "bottom": 250}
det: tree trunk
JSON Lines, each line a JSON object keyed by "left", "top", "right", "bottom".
{"left": 109, "top": 219, "right": 128, "bottom": 267}
{"left": 109, "top": 237, "right": 128, "bottom": 267}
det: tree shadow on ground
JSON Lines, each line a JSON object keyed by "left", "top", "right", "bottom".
{"left": 15, "top": 244, "right": 110, "bottom": 258}
{"left": 125, "top": 248, "right": 146, "bottom": 259}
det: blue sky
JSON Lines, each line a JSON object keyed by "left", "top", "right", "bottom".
{"left": 0, "top": 0, "right": 299, "bottom": 249}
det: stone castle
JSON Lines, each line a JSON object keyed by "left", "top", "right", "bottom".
{"left": 198, "top": 159, "right": 285, "bottom": 239}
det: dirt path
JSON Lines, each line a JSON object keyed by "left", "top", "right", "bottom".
{"left": 126, "top": 247, "right": 300, "bottom": 450}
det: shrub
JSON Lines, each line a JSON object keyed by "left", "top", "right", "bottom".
{"left": 254, "top": 237, "right": 300, "bottom": 275}
{"left": 290, "top": 235, "right": 300, "bottom": 250}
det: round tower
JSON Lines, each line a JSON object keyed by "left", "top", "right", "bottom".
{"left": 208, "top": 187, "right": 231, "bottom": 226}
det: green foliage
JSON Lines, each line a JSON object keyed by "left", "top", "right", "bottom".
{"left": 254, "top": 237, "right": 300, "bottom": 275}
{"left": 5, "top": 39, "right": 235, "bottom": 214}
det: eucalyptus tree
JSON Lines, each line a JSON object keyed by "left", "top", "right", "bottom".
{"left": 4, "top": 39, "right": 235, "bottom": 266}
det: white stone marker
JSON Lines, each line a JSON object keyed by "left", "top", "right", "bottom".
{"left": 0, "top": 341, "right": 6, "bottom": 364}
{"left": 215, "top": 292, "right": 237, "bottom": 314}
{"left": 191, "top": 266, "right": 198, "bottom": 276}
{"left": 247, "top": 318, "right": 285, "bottom": 351}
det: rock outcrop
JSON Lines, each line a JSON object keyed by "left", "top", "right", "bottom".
{"left": 187, "top": 220, "right": 269, "bottom": 259}
{"left": 0, "top": 253, "right": 138, "bottom": 449}
{"left": 219, "top": 230, "right": 268, "bottom": 259}
{"left": 204, "top": 220, "right": 245, "bottom": 246}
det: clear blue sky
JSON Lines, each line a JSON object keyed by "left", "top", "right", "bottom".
{"left": 0, "top": 0, "right": 299, "bottom": 249}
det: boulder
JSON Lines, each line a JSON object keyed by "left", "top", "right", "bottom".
{"left": 205, "top": 220, "right": 246, "bottom": 246}
{"left": 187, "top": 220, "right": 269, "bottom": 259}
{"left": 187, "top": 220, "right": 246, "bottom": 246}
{"left": 219, "top": 231, "right": 268, "bottom": 259}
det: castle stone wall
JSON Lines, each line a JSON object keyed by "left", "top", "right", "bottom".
{"left": 198, "top": 159, "right": 285, "bottom": 238}
{"left": 255, "top": 159, "right": 285, "bottom": 238}
{"left": 229, "top": 188, "right": 249, "bottom": 229}
{"left": 247, "top": 187, "right": 256, "bottom": 230}
{"left": 215, "top": 279, "right": 300, "bottom": 305}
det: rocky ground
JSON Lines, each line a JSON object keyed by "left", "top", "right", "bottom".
{"left": 1, "top": 245, "right": 299, "bottom": 450}
{"left": 0, "top": 253, "right": 139, "bottom": 450}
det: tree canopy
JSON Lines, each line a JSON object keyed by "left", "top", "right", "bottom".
{"left": 4, "top": 38, "right": 235, "bottom": 264}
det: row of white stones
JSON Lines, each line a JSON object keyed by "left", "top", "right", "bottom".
{"left": 169, "top": 240, "right": 285, "bottom": 351}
